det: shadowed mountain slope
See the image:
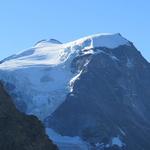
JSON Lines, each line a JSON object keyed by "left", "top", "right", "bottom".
{"left": 0, "top": 82, "right": 58, "bottom": 150}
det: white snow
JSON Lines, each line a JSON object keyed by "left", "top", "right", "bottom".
{"left": 69, "top": 70, "right": 83, "bottom": 92}
{"left": 118, "top": 127, "right": 126, "bottom": 136}
{"left": 110, "top": 55, "right": 119, "bottom": 61}
{"left": 66, "top": 33, "right": 130, "bottom": 50}
{"left": 111, "top": 136, "right": 124, "bottom": 147}
{"left": 0, "top": 33, "right": 130, "bottom": 120}
{"left": 126, "top": 58, "right": 134, "bottom": 68}
{"left": 0, "top": 44, "right": 75, "bottom": 120}
{"left": 95, "top": 143, "right": 105, "bottom": 149}
{"left": 35, "top": 39, "right": 62, "bottom": 48}
{"left": 46, "top": 128, "right": 89, "bottom": 150}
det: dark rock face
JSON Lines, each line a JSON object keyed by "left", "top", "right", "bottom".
{"left": 47, "top": 45, "right": 150, "bottom": 150}
{"left": 0, "top": 83, "right": 58, "bottom": 150}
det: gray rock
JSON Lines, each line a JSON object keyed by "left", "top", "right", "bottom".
{"left": 47, "top": 44, "right": 150, "bottom": 150}
{"left": 0, "top": 82, "right": 58, "bottom": 150}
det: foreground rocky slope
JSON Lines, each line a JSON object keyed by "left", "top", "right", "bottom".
{"left": 0, "top": 82, "right": 57, "bottom": 150}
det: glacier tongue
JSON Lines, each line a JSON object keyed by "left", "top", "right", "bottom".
{"left": 0, "top": 33, "right": 130, "bottom": 120}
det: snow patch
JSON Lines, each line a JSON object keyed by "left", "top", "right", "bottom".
{"left": 46, "top": 128, "right": 89, "bottom": 150}
{"left": 35, "top": 39, "right": 62, "bottom": 47}
{"left": 69, "top": 70, "right": 82, "bottom": 92}
{"left": 110, "top": 55, "right": 119, "bottom": 61}
{"left": 119, "top": 128, "right": 126, "bottom": 136}
{"left": 126, "top": 58, "right": 134, "bottom": 68}
{"left": 111, "top": 136, "right": 125, "bottom": 147}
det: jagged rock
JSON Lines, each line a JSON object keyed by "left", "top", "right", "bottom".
{"left": 0, "top": 82, "right": 58, "bottom": 150}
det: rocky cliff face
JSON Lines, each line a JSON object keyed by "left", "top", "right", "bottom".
{"left": 0, "top": 82, "right": 58, "bottom": 150}
{"left": 47, "top": 44, "right": 150, "bottom": 150}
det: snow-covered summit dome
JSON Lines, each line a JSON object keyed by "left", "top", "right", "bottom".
{"left": 35, "top": 39, "right": 62, "bottom": 47}
{"left": 66, "top": 33, "right": 130, "bottom": 50}
{"left": 48, "top": 39, "right": 62, "bottom": 44}
{"left": 0, "top": 33, "right": 130, "bottom": 69}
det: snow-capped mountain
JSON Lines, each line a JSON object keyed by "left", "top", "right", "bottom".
{"left": 0, "top": 33, "right": 129, "bottom": 120}
{"left": 1, "top": 33, "right": 150, "bottom": 150}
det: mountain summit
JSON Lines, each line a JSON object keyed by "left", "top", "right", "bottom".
{"left": 0, "top": 33, "right": 150, "bottom": 150}
{"left": 35, "top": 39, "right": 62, "bottom": 47}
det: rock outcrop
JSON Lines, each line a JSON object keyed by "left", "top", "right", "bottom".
{"left": 0, "top": 82, "right": 58, "bottom": 150}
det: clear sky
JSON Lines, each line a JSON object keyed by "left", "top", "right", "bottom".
{"left": 0, "top": 0, "right": 150, "bottom": 61}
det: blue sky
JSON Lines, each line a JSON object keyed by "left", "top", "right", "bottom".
{"left": 0, "top": 0, "right": 150, "bottom": 61}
